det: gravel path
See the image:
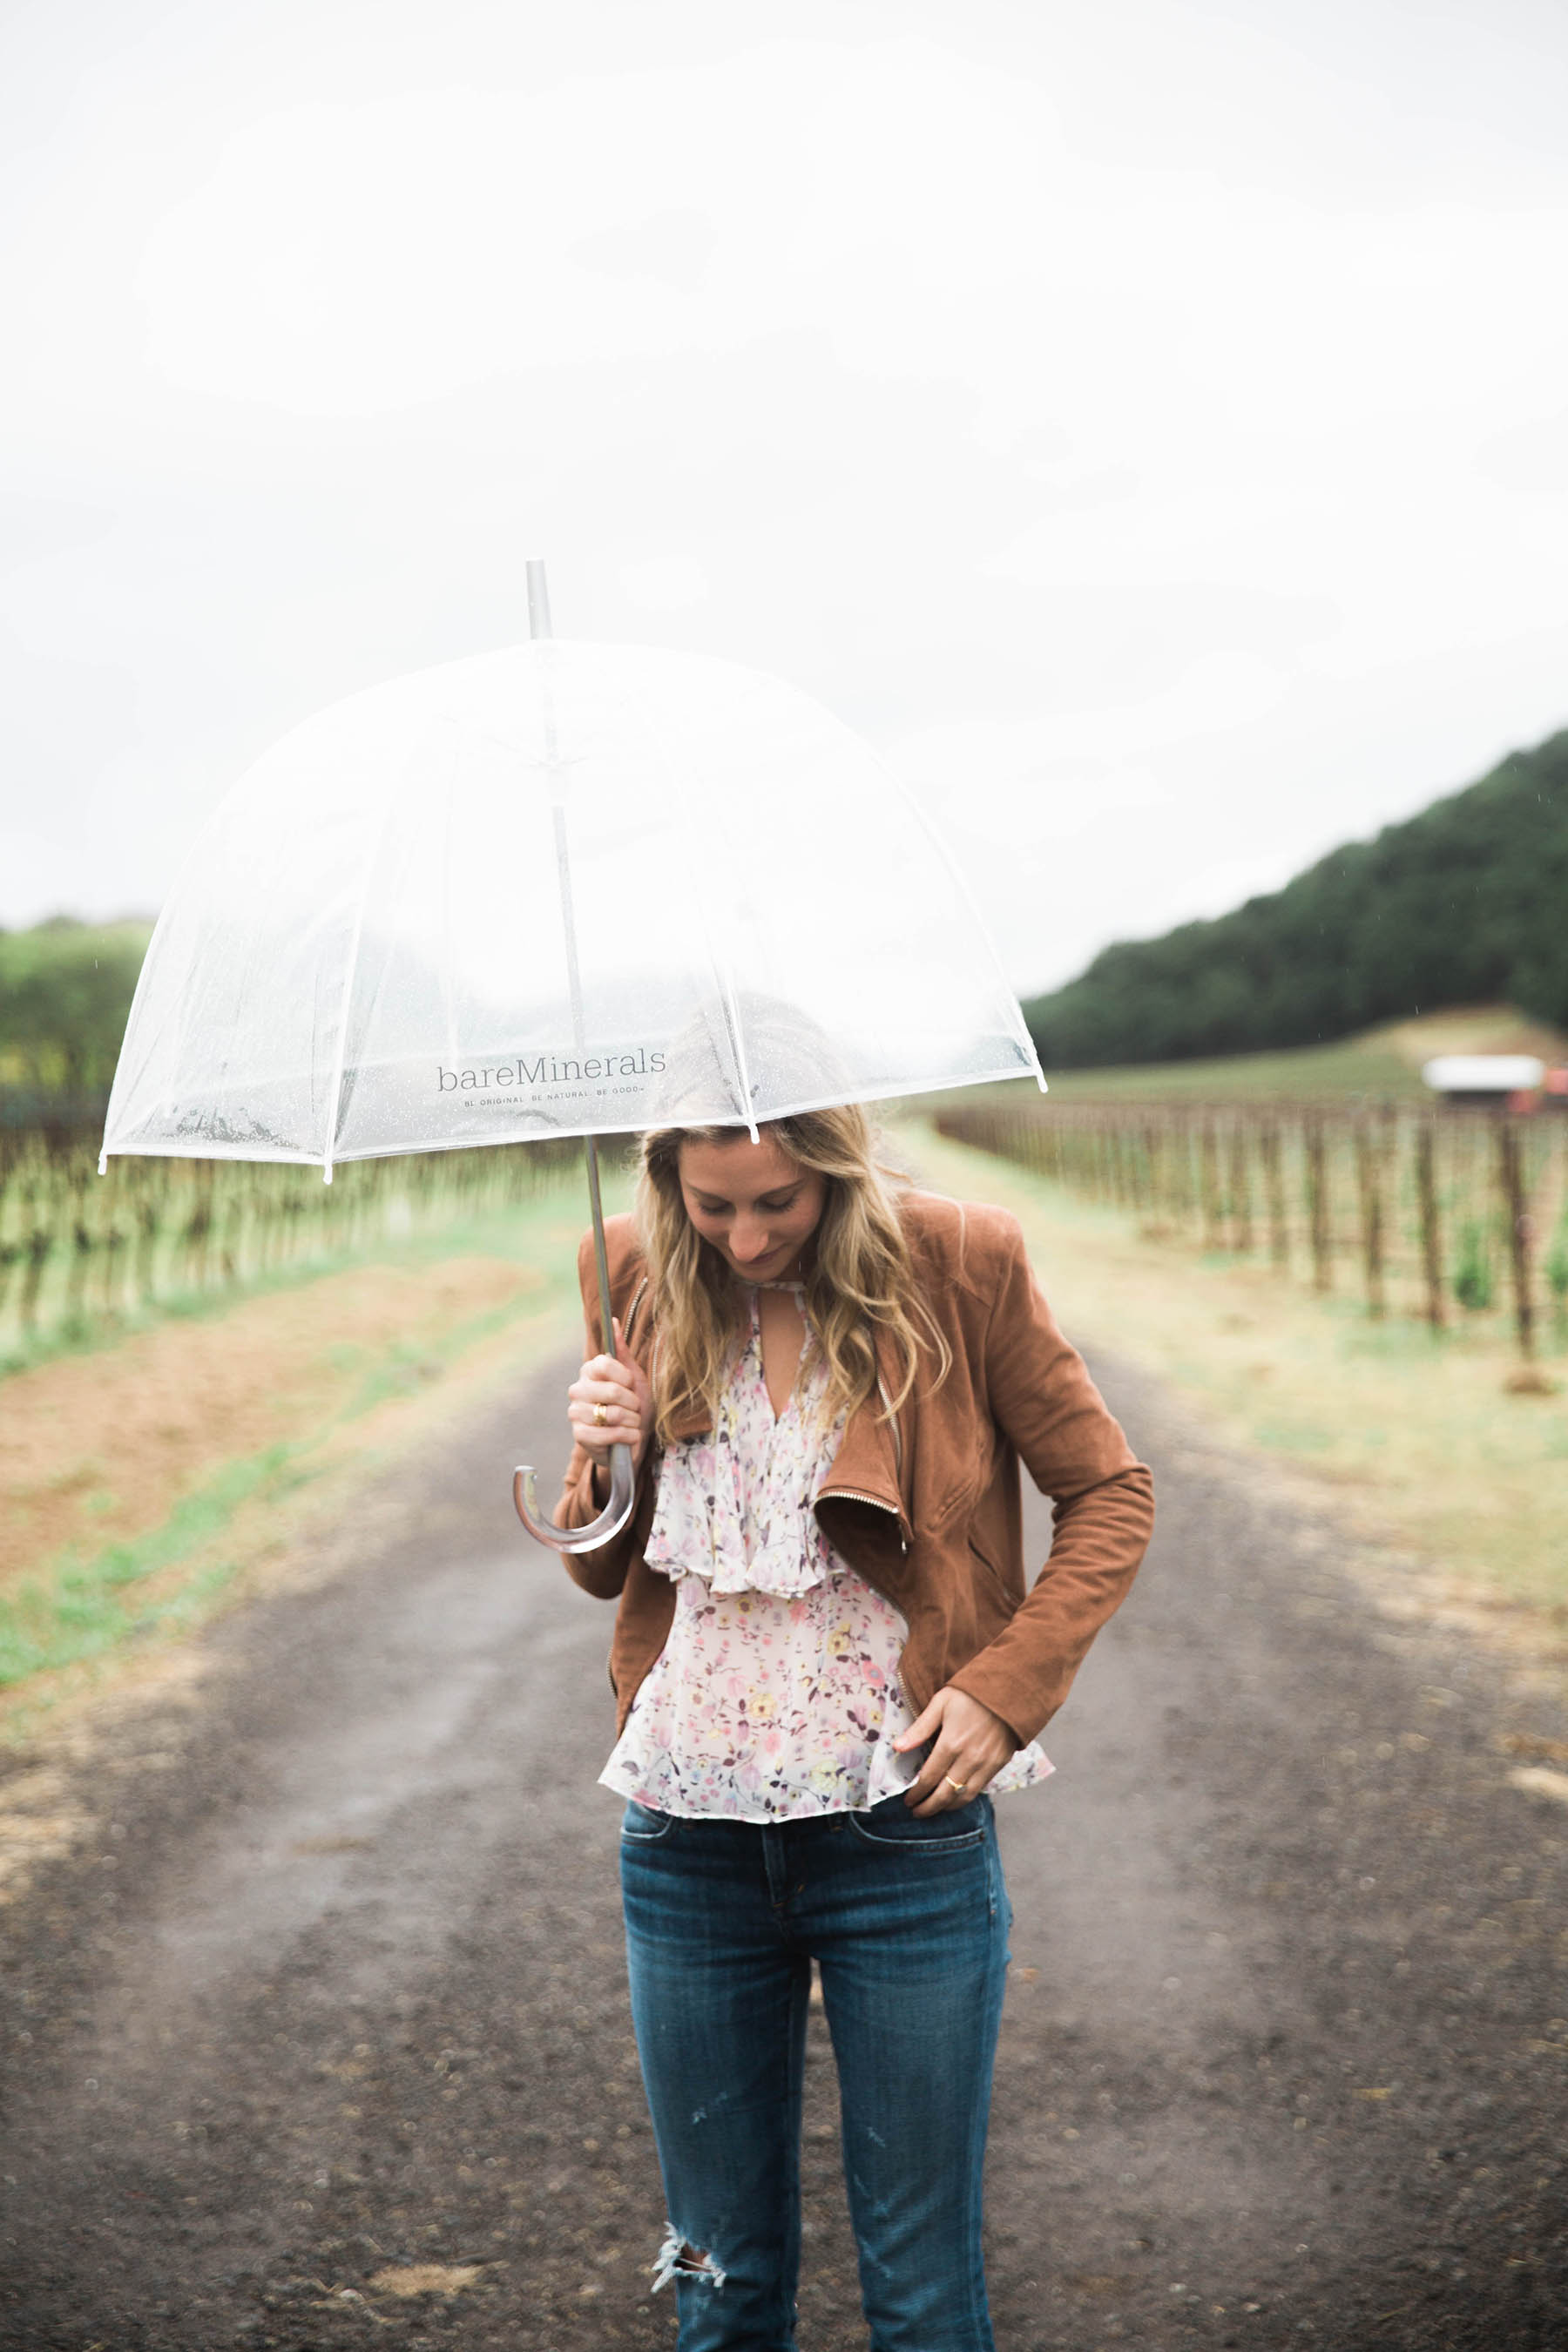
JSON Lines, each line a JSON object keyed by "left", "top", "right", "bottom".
{"left": 2, "top": 1342, "right": 1565, "bottom": 2351}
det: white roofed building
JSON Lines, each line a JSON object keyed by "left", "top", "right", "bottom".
{"left": 1422, "top": 1054, "right": 1545, "bottom": 1108}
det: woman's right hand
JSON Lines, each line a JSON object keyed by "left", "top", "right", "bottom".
{"left": 567, "top": 1320, "right": 654, "bottom": 1469}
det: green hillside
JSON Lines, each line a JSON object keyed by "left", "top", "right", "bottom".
{"left": 1023, "top": 730, "right": 1568, "bottom": 1069}
{"left": 0, "top": 916, "right": 153, "bottom": 1097}
{"left": 1013, "top": 1004, "right": 1568, "bottom": 1105}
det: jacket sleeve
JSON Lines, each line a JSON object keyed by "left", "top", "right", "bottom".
{"left": 947, "top": 1215, "right": 1155, "bottom": 1743}
{"left": 554, "top": 1231, "right": 652, "bottom": 1599}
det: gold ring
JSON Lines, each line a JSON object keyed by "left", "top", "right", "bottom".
{"left": 592, "top": 1402, "right": 609, "bottom": 1426}
{"left": 943, "top": 1775, "right": 968, "bottom": 1794}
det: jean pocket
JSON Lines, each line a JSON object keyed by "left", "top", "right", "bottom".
{"left": 619, "top": 1801, "right": 676, "bottom": 1843}
{"left": 847, "top": 1794, "right": 990, "bottom": 1852}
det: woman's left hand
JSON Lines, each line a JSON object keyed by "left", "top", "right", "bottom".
{"left": 892, "top": 1687, "right": 1017, "bottom": 1816}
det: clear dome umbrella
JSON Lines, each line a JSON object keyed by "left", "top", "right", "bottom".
{"left": 102, "top": 564, "right": 1045, "bottom": 1551}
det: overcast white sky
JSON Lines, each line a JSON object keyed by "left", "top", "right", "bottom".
{"left": 3, "top": 0, "right": 1567, "bottom": 997}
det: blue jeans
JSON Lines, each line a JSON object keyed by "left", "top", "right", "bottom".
{"left": 619, "top": 1792, "right": 1012, "bottom": 2351}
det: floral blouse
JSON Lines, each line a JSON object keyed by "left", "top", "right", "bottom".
{"left": 598, "top": 1285, "right": 1053, "bottom": 1823}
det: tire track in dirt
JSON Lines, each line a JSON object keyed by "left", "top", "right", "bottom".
{"left": 1, "top": 1343, "right": 1565, "bottom": 2349}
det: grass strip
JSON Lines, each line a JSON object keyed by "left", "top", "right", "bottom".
{"left": 0, "top": 1202, "right": 616, "bottom": 1694}
{"left": 0, "top": 1443, "right": 316, "bottom": 1685}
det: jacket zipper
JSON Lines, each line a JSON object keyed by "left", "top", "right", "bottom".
{"left": 817, "top": 1484, "right": 910, "bottom": 1554}
{"left": 818, "top": 1371, "right": 909, "bottom": 1547}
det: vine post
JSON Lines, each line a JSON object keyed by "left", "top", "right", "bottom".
{"left": 1497, "top": 1118, "right": 1535, "bottom": 1362}
{"left": 1415, "top": 1119, "right": 1444, "bottom": 1330}
{"left": 1227, "top": 1119, "right": 1253, "bottom": 1255}
{"left": 1200, "top": 1119, "right": 1222, "bottom": 1251}
{"left": 1305, "top": 1116, "right": 1331, "bottom": 1293}
{"left": 1352, "top": 1115, "right": 1386, "bottom": 1319}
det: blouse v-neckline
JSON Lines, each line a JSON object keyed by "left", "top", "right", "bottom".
{"left": 747, "top": 1281, "right": 808, "bottom": 1426}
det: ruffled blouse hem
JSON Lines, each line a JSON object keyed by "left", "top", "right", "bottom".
{"left": 642, "top": 1538, "right": 839, "bottom": 1601}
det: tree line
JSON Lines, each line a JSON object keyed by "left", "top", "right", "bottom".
{"left": 0, "top": 916, "right": 152, "bottom": 1104}
{"left": 1022, "top": 729, "right": 1568, "bottom": 1069}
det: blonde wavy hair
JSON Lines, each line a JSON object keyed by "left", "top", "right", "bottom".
{"left": 635, "top": 1102, "right": 951, "bottom": 1445}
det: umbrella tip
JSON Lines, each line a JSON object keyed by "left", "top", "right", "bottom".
{"left": 525, "top": 560, "right": 552, "bottom": 641}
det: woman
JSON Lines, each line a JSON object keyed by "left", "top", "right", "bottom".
{"left": 556, "top": 1105, "right": 1153, "bottom": 2352}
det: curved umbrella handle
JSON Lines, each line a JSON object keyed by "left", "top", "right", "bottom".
{"left": 513, "top": 1441, "right": 637, "bottom": 1554}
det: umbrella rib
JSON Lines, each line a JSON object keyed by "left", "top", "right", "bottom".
{"left": 719, "top": 970, "right": 760, "bottom": 1143}
{"left": 321, "top": 789, "right": 396, "bottom": 1183}
{"left": 98, "top": 909, "right": 167, "bottom": 1174}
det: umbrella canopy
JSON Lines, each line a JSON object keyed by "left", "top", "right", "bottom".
{"left": 101, "top": 637, "right": 1044, "bottom": 1178}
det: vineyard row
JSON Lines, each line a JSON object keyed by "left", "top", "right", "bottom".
{"left": 0, "top": 1131, "right": 585, "bottom": 1358}
{"left": 934, "top": 1099, "right": 1568, "bottom": 1362}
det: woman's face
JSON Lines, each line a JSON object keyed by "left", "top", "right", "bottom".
{"left": 677, "top": 1132, "right": 828, "bottom": 1283}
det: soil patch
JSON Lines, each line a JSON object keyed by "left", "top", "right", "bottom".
{"left": 0, "top": 1257, "right": 545, "bottom": 1592}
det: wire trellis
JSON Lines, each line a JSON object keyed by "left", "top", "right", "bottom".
{"left": 933, "top": 1098, "right": 1568, "bottom": 1365}
{"left": 0, "top": 1115, "right": 585, "bottom": 1361}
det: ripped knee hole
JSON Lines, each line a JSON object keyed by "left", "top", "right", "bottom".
{"left": 652, "top": 2220, "right": 727, "bottom": 2292}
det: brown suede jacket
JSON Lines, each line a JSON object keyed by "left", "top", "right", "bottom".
{"left": 555, "top": 1191, "right": 1154, "bottom": 1750}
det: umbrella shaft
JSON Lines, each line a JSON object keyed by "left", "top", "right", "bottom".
{"left": 526, "top": 558, "right": 552, "bottom": 640}
{"left": 527, "top": 558, "right": 615, "bottom": 1356}
{"left": 585, "top": 1133, "right": 616, "bottom": 1358}
{"left": 551, "top": 801, "right": 591, "bottom": 1053}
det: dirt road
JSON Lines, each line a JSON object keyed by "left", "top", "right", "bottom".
{"left": 2, "top": 1342, "right": 1565, "bottom": 2350}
